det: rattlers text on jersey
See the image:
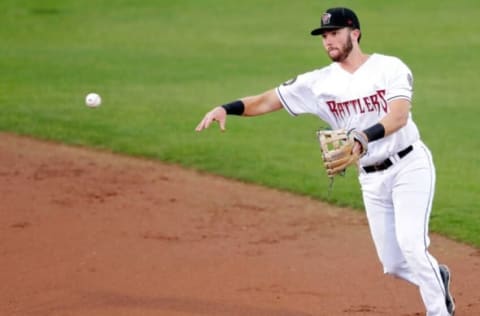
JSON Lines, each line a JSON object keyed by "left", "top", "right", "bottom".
{"left": 276, "top": 53, "right": 419, "bottom": 167}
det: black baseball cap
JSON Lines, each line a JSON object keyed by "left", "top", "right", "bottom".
{"left": 311, "top": 7, "right": 360, "bottom": 36}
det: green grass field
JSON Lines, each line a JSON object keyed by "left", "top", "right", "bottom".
{"left": 1, "top": 0, "right": 479, "bottom": 246}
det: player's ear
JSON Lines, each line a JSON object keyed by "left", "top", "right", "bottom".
{"left": 353, "top": 29, "right": 361, "bottom": 43}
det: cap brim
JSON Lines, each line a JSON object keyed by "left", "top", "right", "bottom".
{"left": 310, "top": 26, "right": 343, "bottom": 36}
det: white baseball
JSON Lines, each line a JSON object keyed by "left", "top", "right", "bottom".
{"left": 85, "top": 93, "right": 102, "bottom": 108}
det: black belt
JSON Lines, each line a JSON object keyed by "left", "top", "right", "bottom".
{"left": 362, "top": 145, "right": 413, "bottom": 173}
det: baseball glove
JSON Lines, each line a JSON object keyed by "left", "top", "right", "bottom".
{"left": 317, "top": 129, "right": 368, "bottom": 177}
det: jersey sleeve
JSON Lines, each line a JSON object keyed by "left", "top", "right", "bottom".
{"left": 385, "top": 58, "right": 414, "bottom": 103}
{"left": 275, "top": 72, "right": 318, "bottom": 116}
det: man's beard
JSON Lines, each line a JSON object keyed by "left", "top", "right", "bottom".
{"left": 329, "top": 35, "right": 353, "bottom": 62}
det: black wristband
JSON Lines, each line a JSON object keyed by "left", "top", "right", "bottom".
{"left": 363, "top": 123, "right": 385, "bottom": 142}
{"left": 221, "top": 100, "right": 245, "bottom": 115}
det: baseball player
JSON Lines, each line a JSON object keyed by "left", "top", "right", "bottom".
{"left": 195, "top": 7, "right": 455, "bottom": 316}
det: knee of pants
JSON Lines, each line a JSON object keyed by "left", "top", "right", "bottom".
{"left": 382, "top": 261, "right": 407, "bottom": 276}
{"left": 396, "top": 234, "right": 427, "bottom": 259}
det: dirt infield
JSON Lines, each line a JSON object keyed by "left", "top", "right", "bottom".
{"left": 1, "top": 133, "right": 479, "bottom": 316}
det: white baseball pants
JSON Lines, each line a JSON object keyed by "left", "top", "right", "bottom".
{"left": 359, "top": 140, "right": 449, "bottom": 316}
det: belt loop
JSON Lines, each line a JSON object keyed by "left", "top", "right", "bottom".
{"left": 390, "top": 155, "right": 400, "bottom": 164}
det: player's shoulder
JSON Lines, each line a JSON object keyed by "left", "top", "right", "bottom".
{"left": 280, "top": 63, "right": 334, "bottom": 87}
{"left": 302, "top": 63, "right": 338, "bottom": 81}
{"left": 371, "top": 53, "right": 409, "bottom": 68}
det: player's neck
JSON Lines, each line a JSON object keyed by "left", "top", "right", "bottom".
{"left": 339, "top": 50, "right": 370, "bottom": 74}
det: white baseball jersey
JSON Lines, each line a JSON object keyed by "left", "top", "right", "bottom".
{"left": 276, "top": 53, "right": 419, "bottom": 166}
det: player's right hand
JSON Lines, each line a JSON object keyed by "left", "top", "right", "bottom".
{"left": 195, "top": 106, "right": 227, "bottom": 132}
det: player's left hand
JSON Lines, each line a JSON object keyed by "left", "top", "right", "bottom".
{"left": 317, "top": 129, "right": 368, "bottom": 177}
{"left": 195, "top": 106, "right": 228, "bottom": 132}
